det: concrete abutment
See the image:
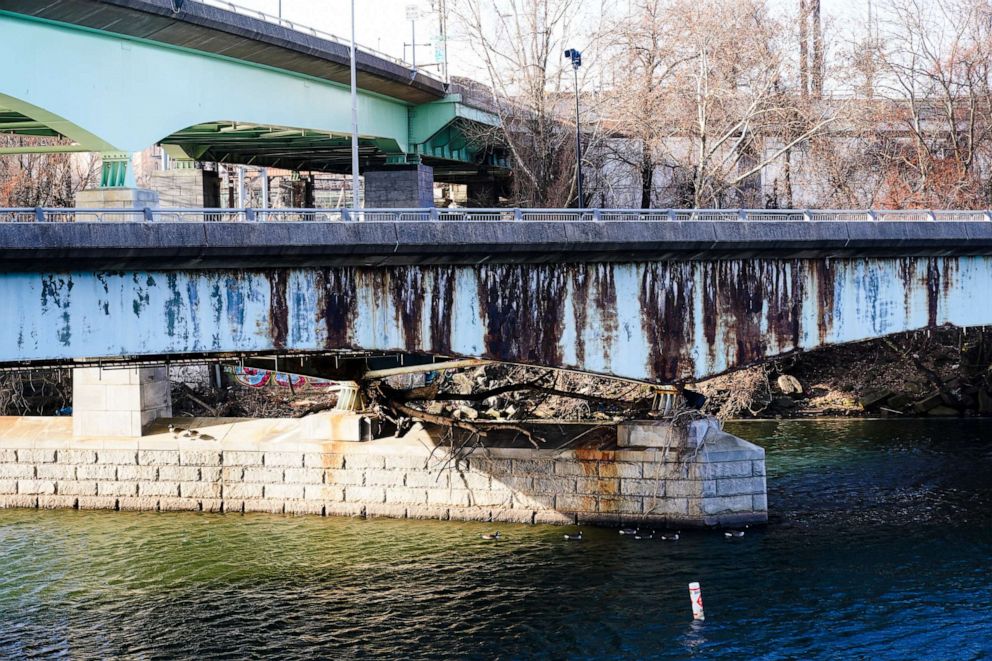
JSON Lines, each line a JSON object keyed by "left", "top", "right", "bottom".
{"left": 0, "top": 415, "right": 766, "bottom": 527}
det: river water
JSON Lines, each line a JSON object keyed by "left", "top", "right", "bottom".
{"left": 0, "top": 419, "right": 989, "bottom": 659}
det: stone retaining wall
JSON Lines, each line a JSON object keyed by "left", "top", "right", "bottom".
{"left": 0, "top": 418, "right": 767, "bottom": 527}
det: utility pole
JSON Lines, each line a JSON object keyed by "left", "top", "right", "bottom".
{"left": 564, "top": 48, "right": 583, "bottom": 208}
{"left": 406, "top": 4, "right": 419, "bottom": 73}
{"left": 350, "top": 0, "right": 360, "bottom": 213}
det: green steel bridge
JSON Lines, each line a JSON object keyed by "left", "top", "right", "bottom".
{"left": 0, "top": 0, "right": 508, "bottom": 189}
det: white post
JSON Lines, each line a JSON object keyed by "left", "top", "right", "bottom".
{"left": 689, "top": 582, "right": 705, "bottom": 621}
{"left": 237, "top": 166, "right": 246, "bottom": 208}
{"left": 350, "top": 0, "right": 360, "bottom": 213}
{"left": 261, "top": 167, "right": 270, "bottom": 209}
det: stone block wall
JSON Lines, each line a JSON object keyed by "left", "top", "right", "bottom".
{"left": 149, "top": 168, "right": 221, "bottom": 208}
{"left": 72, "top": 367, "right": 172, "bottom": 438}
{"left": 363, "top": 164, "right": 435, "bottom": 208}
{"left": 0, "top": 422, "right": 766, "bottom": 527}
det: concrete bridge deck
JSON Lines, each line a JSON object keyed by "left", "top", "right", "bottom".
{"left": 2, "top": 216, "right": 992, "bottom": 270}
{"left": 0, "top": 209, "right": 990, "bottom": 382}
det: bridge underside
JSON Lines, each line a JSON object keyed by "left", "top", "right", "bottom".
{"left": 0, "top": 9, "right": 508, "bottom": 184}
{"left": 2, "top": 256, "right": 989, "bottom": 382}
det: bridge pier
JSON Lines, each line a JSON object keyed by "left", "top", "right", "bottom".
{"left": 363, "top": 164, "right": 434, "bottom": 208}
{"left": 70, "top": 189, "right": 170, "bottom": 438}
{"left": 72, "top": 367, "right": 172, "bottom": 438}
{"left": 149, "top": 163, "right": 221, "bottom": 208}
{"left": 74, "top": 187, "right": 160, "bottom": 215}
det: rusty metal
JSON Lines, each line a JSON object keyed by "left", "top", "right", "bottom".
{"left": 2, "top": 256, "right": 990, "bottom": 382}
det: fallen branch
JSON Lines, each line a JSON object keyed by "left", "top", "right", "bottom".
{"left": 371, "top": 383, "right": 543, "bottom": 448}
{"left": 174, "top": 382, "right": 218, "bottom": 416}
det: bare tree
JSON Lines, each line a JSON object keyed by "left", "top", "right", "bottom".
{"left": 665, "top": 0, "right": 839, "bottom": 207}
{"left": 0, "top": 136, "right": 98, "bottom": 207}
{"left": 452, "top": 0, "right": 607, "bottom": 207}
{"left": 867, "top": 0, "right": 992, "bottom": 207}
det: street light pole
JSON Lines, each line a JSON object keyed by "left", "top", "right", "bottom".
{"left": 350, "top": 0, "right": 360, "bottom": 213}
{"left": 564, "top": 48, "right": 583, "bottom": 208}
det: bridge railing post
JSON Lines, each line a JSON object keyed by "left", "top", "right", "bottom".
{"left": 34, "top": 207, "right": 45, "bottom": 223}
{"left": 593, "top": 208, "right": 602, "bottom": 222}
{"left": 802, "top": 209, "right": 812, "bottom": 222}
{"left": 514, "top": 208, "right": 523, "bottom": 222}
{"left": 245, "top": 208, "right": 256, "bottom": 222}
{"left": 430, "top": 207, "right": 439, "bottom": 221}
{"left": 143, "top": 207, "right": 154, "bottom": 222}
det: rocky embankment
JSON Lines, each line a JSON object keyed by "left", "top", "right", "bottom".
{"left": 695, "top": 327, "right": 992, "bottom": 419}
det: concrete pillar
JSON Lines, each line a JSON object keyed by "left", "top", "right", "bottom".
{"left": 73, "top": 188, "right": 170, "bottom": 437}
{"left": 74, "top": 187, "right": 160, "bottom": 215}
{"left": 618, "top": 416, "right": 768, "bottom": 526}
{"left": 72, "top": 367, "right": 172, "bottom": 437}
{"left": 364, "top": 163, "right": 434, "bottom": 208}
{"left": 148, "top": 165, "right": 220, "bottom": 208}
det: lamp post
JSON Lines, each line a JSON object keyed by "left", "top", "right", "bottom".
{"left": 564, "top": 48, "right": 583, "bottom": 208}
{"left": 350, "top": 0, "right": 360, "bottom": 213}
{"left": 407, "top": 4, "right": 419, "bottom": 72}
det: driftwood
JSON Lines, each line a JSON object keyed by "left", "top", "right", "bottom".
{"left": 379, "top": 378, "right": 653, "bottom": 410}
{"left": 371, "top": 383, "right": 543, "bottom": 448}
{"left": 174, "top": 382, "right": 219, "bottom": 417}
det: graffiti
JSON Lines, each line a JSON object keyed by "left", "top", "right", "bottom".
{"left": 228, "top": 366, "right": 336, "bottom": 391}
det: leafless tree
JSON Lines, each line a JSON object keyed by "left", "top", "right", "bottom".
{"left": 598, "top": 0, "right": 840, "bottom": 208}
{"left": 0, "top": 136, "right": 98, "bottom": 207}
{"left": 451, "top": 0, "right": 608, "bottom": 207}
{"left": 867, "top": 0, "right": 992, "bottom": 207}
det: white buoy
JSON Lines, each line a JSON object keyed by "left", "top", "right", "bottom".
{"left": 688, "top": 582, "right": 705, "bottom": 621}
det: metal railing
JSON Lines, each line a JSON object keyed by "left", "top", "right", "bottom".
{"left": 194, "top": 0, "right": 439, "bottom": 79}
{"left": 2, "top": 208, "right": 992, "bottom": 223}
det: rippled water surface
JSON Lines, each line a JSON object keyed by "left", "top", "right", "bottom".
{"left": 1, "top": 419, "right": 990, "bottom": 659}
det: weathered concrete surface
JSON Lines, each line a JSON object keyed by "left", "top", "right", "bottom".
{"left": 72, "top": 367, "right": 171, "bottom": 437}
{"left": 364, "top": 165, "right": 436, "bottom": 209}
{"left": 74, "top": 188, "right": 159, "bottom": 212}
{"left": 2, "top": 221, "right": 992, "bottom": 270}
{"left": 0, "top": 416, "right": 766, "bottom": 527}
{"left": 1, "top": 255, "right": 990, "bottom": 381}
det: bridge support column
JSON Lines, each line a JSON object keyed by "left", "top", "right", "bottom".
{"left": 364, "top": 164, "right": 434, "bottom": 208}
{"left": 72, "top": 367, "right": 172, "bottom": 438}
{"left": 149, "top": 160, "right": 220, "bottom": 208}
{"left": 618, "top": 417, "right": 768, "bottom": 527}
{"left": 74, "top": 186, "right": 160, "bottom": 218}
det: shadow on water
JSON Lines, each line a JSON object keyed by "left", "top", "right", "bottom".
{"left": 0, "top": 418, "right": 990, "bottom": 659}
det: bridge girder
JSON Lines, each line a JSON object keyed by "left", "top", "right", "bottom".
{"left": 0, "top": 10, "right": 505, "bottom": 181}
{"left": 1, "top": 256, "right": 989, "bottom": 382}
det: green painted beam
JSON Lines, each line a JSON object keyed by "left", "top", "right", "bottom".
{"left": 0, "top": 12, "right": 508, "bottom": 175}
{"left": 0, "top": 144, "right": 89, "bottom": 154}
{"left": 408, "top": 96, "right": 499, "bottom": 145}
{"left": 0, "top": 11, "right": 410, "bottom": 154}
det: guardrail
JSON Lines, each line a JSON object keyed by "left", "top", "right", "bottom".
{"left": 194, "top": 0, "right": 439, "bottom": 79}
{"left": 4, "top": 208, "right": 992, "bottom": 223}
{"left": 2, "top": 208, "right": 992, "bottom": 223}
